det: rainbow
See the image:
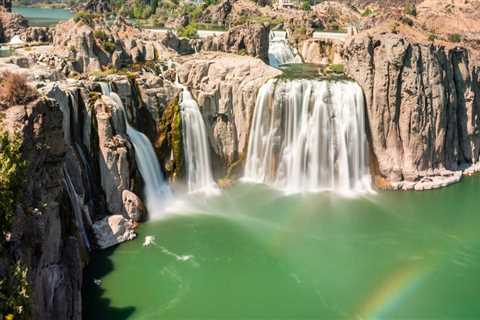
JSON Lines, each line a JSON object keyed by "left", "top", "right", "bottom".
{"left": 353, "top": 261, "right": 430, "bottom": 319}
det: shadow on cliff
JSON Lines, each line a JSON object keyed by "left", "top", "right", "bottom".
{"left": 82, "top": 246, "right": 136, "bottom": 320}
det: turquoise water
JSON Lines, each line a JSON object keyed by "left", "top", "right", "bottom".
{"left": 12, "top": 6, "right": 72, "bottom": 27}
{"left": 84, "top": 177, "right": 480, "bottom": 319}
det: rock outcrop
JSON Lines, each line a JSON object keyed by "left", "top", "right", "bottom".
{"left": 22, "top": 27, "right": 53, "bottom": 43}
{"left": 343, "top": 29, "right": 480, "bottom": 190}
{"left": 297, "top": 38, "right": 344, "bottom": 65}
{"left": 192, "top": 23, "right": 269, "bottom": 62}
{"left": 177, "top": 52, "right": 280, "bottom": 174}
{"left": 95, "top": 95, "right": 135, "bottom": 214}
{"left": 77, "top": 0, "right": 112, "bottom": 13}
{"left": 52, "top": 16, "right": 176, "bottom": 74}
{"left": 0, "top": 7, "right": 28, "bottom": 42}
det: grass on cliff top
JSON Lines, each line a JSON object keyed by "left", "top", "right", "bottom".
{"left": 276, "top": 63, "right": 351, "bottom": 81}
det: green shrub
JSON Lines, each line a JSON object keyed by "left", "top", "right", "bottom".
{"left": 73, "top": 11, "right": 93, "bottom": 25}
{"left": 428, "top": 33, "right": 437, "bottom": 42}
{"left": 403, "top": 3, "right": 417, "bottom": 16}
{"left": 101, "top": 41, "right": 116, "bottom": 54}
{"left": 302, "top": 0, "right": 311, "bottom": 11}
{"left": 361, "top": 7, "right": 373, "bottom": 17}
{"left": 0, "top": 132, "right": 26, "bottom": 235}
{"left": 0, "top": 261, "right": 30, "bottom": 319}
{"left": 329, "top": 64, "right": 345, "bottom": 74}
{"left": 177, "top": 23, "right": 198, "bottom": 39}
{"left": 400, "top": 16, "right": 414, "bottom": 26}
{"left": 448, "top": 33, "right": 462, "bottom": 43}
{"left": 94, "top": 30, "right": 108, "bottom": 41}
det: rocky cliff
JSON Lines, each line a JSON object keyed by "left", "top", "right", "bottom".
{"left": 2, "top": 97, "right": 83, "bottom": 320}
{"left": 343, "top": 28, "right": 480, "bottom": 190}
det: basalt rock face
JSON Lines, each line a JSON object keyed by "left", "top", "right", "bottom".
{"left": 297, "top": 38, "right": 344, "bottom": 65}
{"left": 2, "top": 97, "right": 83, "bottom": 320}
{"left": 343, "top": 31, "right": 480, "bottom": 190}
{"left": 0, "top": 7, "right": 28, "bottom": 42}
{"left": 177, "top": 52, "right": 280, "bottom": 174}
{"left": 192, "top": 23, "right": 270, "bottom": 63}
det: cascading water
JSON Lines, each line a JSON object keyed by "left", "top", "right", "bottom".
{"left": 100, "top": 84, "right": 172, "bottom": 217}
{"left": 179, "top": 86, "right": 218, "bottom": 195}
{"left": 244, "top": 79, "right": 372, "bottom": 195}
{"left": 268, "top": 31, "right": 302, "bottom": 68}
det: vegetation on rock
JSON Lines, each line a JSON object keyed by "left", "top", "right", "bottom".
{"left": 0, "top": 261, "right": 30, "bottom": 320}
{"left": 157, "top": 96, "right": 183, "bottom": 181}
{"left": 176, "top": 23, "right": 199, "bottom": 39}
{"left": 0, "top": 72, "right": 37, "bottom": 109}
{"left": 0, "top": 132, "right": 26, "bottom": 235}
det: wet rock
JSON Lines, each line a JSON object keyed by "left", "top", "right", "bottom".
{"left": 92, "top": 215, "right": 136, "bottom": 249}
{"left": 122, "top": 190, "right": 144, "bottom": 221}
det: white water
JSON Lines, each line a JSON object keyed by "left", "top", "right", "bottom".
{"left": 244, "top": 79, "right": 372, "bottom": 196}
{"left": 179, "top": 87, "right": 218, "bottom": 195}
{"left": 100, "top": 84, "right": 172, "bottom": 217}
{"left": 268, "top": 31, "right": 302, "bottom": 68}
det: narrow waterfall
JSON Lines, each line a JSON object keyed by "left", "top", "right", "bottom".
{"left": 100, "top": 84, "right": 172, "bottom": 216}
{"left": 244, "top": 79, "right": 372, "bottom": 195}
{"left": 268, "top": 31, "right": 302, "bottom": 68}
{"left": 179, "top": 86, "right": 218, "bottom": 194}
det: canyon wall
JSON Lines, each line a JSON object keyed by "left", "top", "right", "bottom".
{"left": 2, "top": 97, "right": 83, "bottom": 320}
{"left": 343, "top": 31, "right": 480, "bottom": 190}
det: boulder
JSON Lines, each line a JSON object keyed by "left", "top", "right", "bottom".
{"left": 122, "top": 190, "right": 144, "bottom": 221}
{"left": 92, "top": 215, "right": 136, "bottom": 249}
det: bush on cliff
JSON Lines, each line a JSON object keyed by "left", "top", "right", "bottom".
{"left": 0, "top": 132, "right": 26, "bottom": 234}
{"left": 448, "top": 33, "right": 462, "bottom": 43}
{"left": 0, "top": 72, "right": 37, "bottom": 110}
{"left": 177, "top": 23, "right": 199, "bottom": 39}
{"left": 73, "top": 10, "right": 94, "bottom": 26}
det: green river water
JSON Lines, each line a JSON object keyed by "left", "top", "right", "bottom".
{"left": 84, "top": 177, "right": 480, "bottom": 319}
{"left": 12, "top": 6, "right": 72, "bottom": 27}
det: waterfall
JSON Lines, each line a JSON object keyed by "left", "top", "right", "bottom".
{"left": 100, "top": 84, "right": 172, "bottom": 217}
{"left": 268, "top": 31, "right": 302, "bottom": 68}
{"left": 179, "top": 86, "right": 218, "bottom": 195}
{"left": 244, "top": 79, "right": 372, "bottom": 195}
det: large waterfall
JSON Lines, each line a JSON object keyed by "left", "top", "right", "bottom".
{"left": 244, "top": 79, "right": 372, "bottom": 195}
{"left": 179, "top": 86, "right": 218, "bottom": 195}
{"left": 100, "top": 84, "right": 172, "bottom": 216}
{"left": 268, "top": 31, "right": 302, "bottom": 68}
